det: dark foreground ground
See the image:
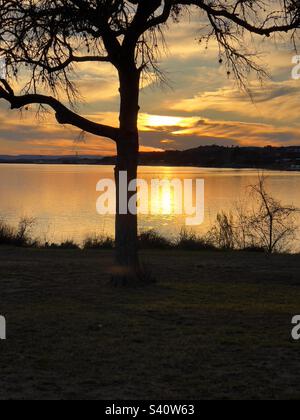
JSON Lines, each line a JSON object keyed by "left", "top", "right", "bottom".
{"left": 0, "top": 247, "right": 300, "bottom": 400}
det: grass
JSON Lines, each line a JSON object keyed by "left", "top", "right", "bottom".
{"left": 0, "top": 247, "right": 300, "bottom": 399}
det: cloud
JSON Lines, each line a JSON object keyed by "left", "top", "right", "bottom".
{"left": 1, "top": 11, "right": 300, "bottom": 155}
{"left": 170, "top": 79, "right": 300, "bottom": 126}
{"left": 138, "top": 115, "right": 300, "bottom": 149}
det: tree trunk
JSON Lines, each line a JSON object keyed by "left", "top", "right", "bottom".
{"left": 112, "top": 67, "right": 150, "bottom": 286}
{"left": 113, "top": 137, "right": 140, "bottom": 286}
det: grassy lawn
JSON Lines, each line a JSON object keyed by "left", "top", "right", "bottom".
{"left": 0, "top": 247, "right": 300, "bottom": 400}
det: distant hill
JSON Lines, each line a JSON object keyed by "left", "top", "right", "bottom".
{"left": 0, "top": 155, "right": 105, "bottom": 164}
{"left": 1, "top": 145, "right": 300, "bottom": 170}
{"left": 102, "top": 145, "right": 300, "bottom": 171}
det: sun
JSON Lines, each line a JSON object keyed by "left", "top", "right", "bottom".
{"left": 139, "top": 114, "right": 189, "bottom": 130}
{"left": 144, "top": 115, "right": 184, "bottom": 127}
{"left": 139, "top": 114, "right": 199, "bottom": 132}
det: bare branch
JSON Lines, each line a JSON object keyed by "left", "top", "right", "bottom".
{"left": 0, "top": 80, "right": 119, "bottom": 141}
{"left": 14, "top": 54, "right": 111, "bottom": 74}
{"left": 175, "top": 1, "right": 300, "bottom": 36}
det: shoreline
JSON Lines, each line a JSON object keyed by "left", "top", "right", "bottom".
{"left": 1, "top": 161, "right": 300, "bottom": 173}
{"left": 2, "top": 145, "right": 300, "bottom": 172}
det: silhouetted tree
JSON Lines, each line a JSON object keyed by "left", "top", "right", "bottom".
{"left": 208, "top": 177, "right": 298, "bottom": 253}
{"left": 0, "top": 1, "right": 299, "bottom": 285}
{"left": 249, "top": 176, "right": 298, "bottom": 253}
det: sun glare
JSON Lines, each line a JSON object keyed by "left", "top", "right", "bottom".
{"left": 145, "top": 115, "right": 183, "bottom": 127}
{"left": 139, "top": 114, "right": 196, "bottom": 130}
{"left": 150, "top": 184, "right": 173, "bottom": 215}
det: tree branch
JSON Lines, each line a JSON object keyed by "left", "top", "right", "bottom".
{"left": 16, "top": 54, "right": 111, "bottom": 74}
{"left": 0, "top": 80, "right": 119, "bottom": 142}
{"left": 143, "top": 0, "right": 174, "bottom": 30}
{"left": 175, "top": 1, "right": 300, "bottom": 36}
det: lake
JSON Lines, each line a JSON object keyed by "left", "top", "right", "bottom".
{"left": 1, "top": 164, "right": 300, "bottom": 250}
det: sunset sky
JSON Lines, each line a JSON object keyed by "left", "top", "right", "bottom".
{"left": 0, "top": 14, "right": 299, "bottom": 156}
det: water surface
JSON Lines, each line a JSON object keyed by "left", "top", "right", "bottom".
{"left": 1, "top": 164, "right": 300, "bottom": 249}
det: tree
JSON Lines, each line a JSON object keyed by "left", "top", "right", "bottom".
{"left": 249, "top": 176, "right": 298, "bottom": 253}
{"left": 208, "top": 177, "right": 298, "bottom": 253}
{"left": 0, "top": 1, "right": 299, "bottom": 285}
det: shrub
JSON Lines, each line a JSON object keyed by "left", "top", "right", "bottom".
{"left": 0, "top": 220, "right": 15, "bottom": 245}
{"left": 207, "top": 212, "right": 236, "bottom": 250}
{"left": 176, "top": 229, "right": 217, "bottom": 251}
{"left": 138, "top": 230, "right": 172, "bottom": 249}
{"left": 43, "top": 240, "right": 80, "bottom": 249}
{"left": 242, "top": 246, "right": 265, "bottom": 253}
{"left": 0, "top": 217, "right": 36, "bottom": 247}
{"left": 83, "top": 235, "right": 114, "bottom": 250}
